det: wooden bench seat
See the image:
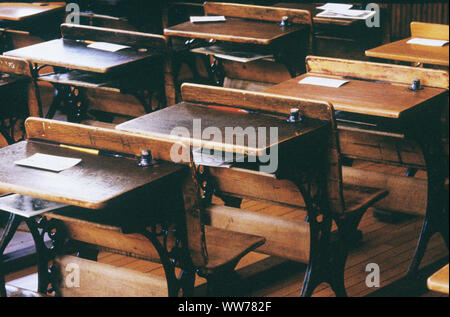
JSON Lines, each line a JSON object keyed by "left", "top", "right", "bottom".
{"left": 342, "top": 184, "right": 388, "bottom": 214}
{"left": 53, "top": 255, "right": 169, "bottom": 297}
{"left": 6, "top": 255, "right": 170, "bottom": 297}
{"left": 195, "top": 226, "right": 265, "bottom": 276}
{"left": 47, "top": 207, "right": 265, "bottom": 272}
{"left": 45, "top": 202, "right": 265, "bottom": 295}
{"left": 204, "top": 182, "right": 387, "bottom": 265}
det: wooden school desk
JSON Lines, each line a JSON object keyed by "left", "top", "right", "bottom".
{"left": 273, "top": 2, "right": 385, "bottom": 60}
{"left": 0, "top": 118, "right": 192, "bottom": 297}
{"left": 164, "top": 2, "right": 312, "bottom": 92}
{"left": 0, "top": 2, "right": 66, "bottom": 22}
{"left": 4, "top": 23, "right": 170, "bottom": 122}
{"left": 264, "top": 56, "right": 449, "bottom": 278}
{"left": 0, "top": 2, "right": 66, "bottom": 52}
{"left": 0, "top": 55, "right": 41, "bottom": 146}
{"left": 428, "top": 264, "right": 449, "bottom": 295}
{"left": 0, "top": 117, "right": 267, "bottom": 297}
{"left": 116, "top": 83, "right": 387, "bottom": 296}
{"left": 366, "top": 22, "right": 449, "bottom": 67}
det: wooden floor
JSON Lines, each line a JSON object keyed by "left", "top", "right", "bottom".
{"left": 4, "top": 162, "right": 449, "bottom": 297}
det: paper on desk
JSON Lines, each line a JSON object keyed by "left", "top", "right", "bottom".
{"left": 190, "top": 45, "right": 274, "bottom": 63}
{"left": 316, "top": 9, "right": 376, "bottom": 20}
{"left": 316, "top": 3, "right": 353, "bottom": 12}
{"left": 193, "top": 148, "right": 232, "bottom": 168}
{"left": 87, "top": 42, "right": 131, "bottom": 52}
{"left": 15, "top": 153, "right": 82, "bottom": 172}
{"left": 190, "top": 16, "right": 226, "bottom": 23}
{"left": 0, "top": 194, "right": 67, "bottom": 218}
{"left": 299, "top": 76, "right": 349, "bottom": 88}
{"left": 407, "top": 38, "right": 449, "bottom": 47}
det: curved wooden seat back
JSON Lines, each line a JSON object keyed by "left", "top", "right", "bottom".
{"left": 60, "top": 23, "right": 168, "bottom": 51}
{"left": 24, "top": 117, "right": 207, "bottom": 268}
{"left": 0, "top": 55, "right": 42, "bottom": 117}
{"left": 306, "top": 56, "right": 449, "bottom": 89}
{"left": 203, "top": 2, "right": 312, "bottom": 26}
{"left": 411, "top": 22, "right": 449, "bottom": 41}
{"left": 181, "top": 83, "right": 346, "bottom": 215}
{"left": 59, "top": 23, "right": 176, "bottom": 107}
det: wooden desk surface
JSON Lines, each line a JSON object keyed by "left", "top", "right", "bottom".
{"left": 264, "top": 73, "right": 447, "bottom": 119}
{"left": 273, "top": 2, "right": 360, "bottom": 27}
{"left": 4, "top": 39, "right": 157, "bottom": 74}
{"left": 0, "top": 140, "right": 185, "bottom": 209}
{"left": 366, "top": 38, "right": 449, "bottom": 67}
{"left": 116, "top": 102, "right": 327, "bottom": 157}
{"left": 164, "top": 17, "right": 306, "bottom": 45}
{"left": 428, "top": 264, "right": 449, "bottom": 295}
{"left": 0, "top": 2, "right": 66, "bottom": 21}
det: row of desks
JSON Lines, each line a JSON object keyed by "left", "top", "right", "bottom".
{"left": 0, "top": 2, "right": 449, "bottom": 297}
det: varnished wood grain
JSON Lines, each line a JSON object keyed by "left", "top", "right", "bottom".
{"left": 47, "top": 212, "right": 166, "bottom": 262}
{"left": 265, "top": 71, "right": 447, "bottom": 119}
{"left": 203, "top": 2, "right": 312, "bottom": 26}
{"left": 164, "top": 17, "right": 306, "bottom": 45}
{"left": 0, "top": 2, "right": 65, "bottom": 21}
{"left": 0, "top": 140, "right": 184, "bottom": 209}
{"left": 204, "top": 204, "right": 311, "bottom": 263}
{"left": 367, "top": 22, "right": 449, "bottom": 66}
{"left": 180, "top": 83, "right": 333, "bottom": 120}
{"left": 411, "top": 22, "right": 449, "bottom": 41}
{"left": 116, "top": 101, "right": 328, "bottom": 157}
{"left": 54, "top": 255, "right": 168, "bottom": 297}
{"left": 24, "top": 118, "right": 183, "bottom": 161}
{"left": 306, "top": 56, "right": 449, "bottom": 89}
{"left": 366, "top": 38, "right": 449, "bottom": 67}
{"left": 4, "top": 39, "right": 158, "bottom": 74}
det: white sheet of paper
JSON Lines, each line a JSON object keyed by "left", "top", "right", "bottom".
{"left": 190, "top": 16, "right": 226, "bottom": 23}
{"left": 0, "top": 194, "right": 67, "bottom": 218}
{"left": 15, "top": 153, "right": 82, "bottom": 172}
{"left": 316, "top": 3, "right": 353, "bottom": 11}
{"left": 190, "top": 46, "right": 274, "bottom": 63}
{"left": 407, "top": 38, "right": 449, "bottom": 47}
{"left": 316, "top": 9, "right": 376, "bottom": 19}
{"left": 299, "top": 76, "right": 349, "bottom": 88}
{"left": 192, "top": 148, "right": 232, "bottom": 168}
{"left": 87, "top": 42, "right": 131, "bottom": 52}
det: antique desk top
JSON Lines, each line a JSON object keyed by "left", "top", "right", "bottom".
{"left": 264, "top": 73, "right": 447, "bottom": 119}
{"left": 4, "top": 38, "right": 157, "bottom": 74}
{"left": 366, "top": 38, "right": 449, "bottom": 67}
{"left": 0, "top": 140, "right": 184, "bottom": 209}
{"left": 273, "top": 2, "right": 363, "bottom": 27}
{"left": 164, "top": 17, "right": 307, "bottom": 45}
{"left": 116, "top": 102, "right": 327, "bottom": 157}
{"left": 0, "top": 2, "right": 66, "bottom": 22}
